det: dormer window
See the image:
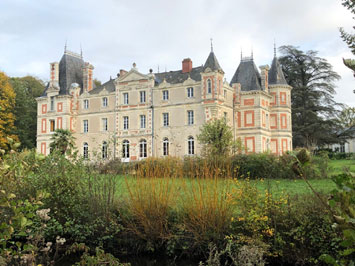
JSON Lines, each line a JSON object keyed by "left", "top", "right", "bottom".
{"left": 207, "top": 79, "right": 212, "bottom": 94}
{"left": 123, "top": 93, "right": 129, "bottom": 105}
{"left": 102, "top": 97, "right": 108, "bottom": 107}
{"left": 50, "top": 96, "right": 55, "bottom": 111}
{"left": 187, "top": 87, "right": 194, "bottom": 98}
{"left": 162, "top": 90, "right": 169, "bottom": 101}
{"left": 84, "top": 99, "right": 89, "bottom": 109}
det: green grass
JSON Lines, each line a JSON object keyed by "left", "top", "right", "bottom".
{"left": 114, "top": 175, "right": 336, "bottom": 202}
{"left": 328, "top": 159, "right": 355, "bottom": 175}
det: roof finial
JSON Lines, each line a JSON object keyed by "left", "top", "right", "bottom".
{"left": 210, "top": 38, "right": 213, "bottom": 52}
{"left": 251, "top": 46, "right": 253, "bottom": 60}
{"left": 80, "top": 43, "right": 83, "bottom": 58}
{"left": 64, "top": 39, "right": 67, "bottom": 53}
{"left": 241, "top": 48, "right": 243, "bottom": 61}
{"left": 274, "top": 39, "right": 277, "bottom": 57}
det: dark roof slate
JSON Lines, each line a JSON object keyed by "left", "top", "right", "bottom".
{"left": 268, "top": 56, "right": 288, "bottom": 85}
{"left": 58, "top": 52, "right": 85, "bottom": 95}
{"left": 230, "top": 60, "right": 262, "bottom": 91}
{"left": 154, "top": 66, "right": 203, "bottom": 85}
{"left": 203, "top": 51, "right": 224, "bottom": 73}
{"left": 89, "top": 78, "right": 116, "bottom": 94}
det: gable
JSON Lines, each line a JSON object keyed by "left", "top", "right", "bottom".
{"left": 119, "top": 69, "right": 149, "bottom": 83}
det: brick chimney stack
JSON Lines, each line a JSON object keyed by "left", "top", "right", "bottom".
{"left": 50, "top": 62, "right": 59, "bottom": 84}
{"left": 182, "top": 58, "right": 192, "bottom": 73}
{"left": 83, "top": 62, "right": 94, "bottom": 92}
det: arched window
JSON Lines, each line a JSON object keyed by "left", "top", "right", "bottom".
{"left": 83, "top": 142, "right": 89, "bottom": 159}
{"left": 102, "top": 141, "right": 108, "bottom": 159}
{"left": 122, "top": 140, "right": 129, "bottom": 159}
{"left": 188, "top": 136, "right": 194, "bottom": 155}
{"left": 163, "top": 138, "right": 169, "bottom": 156}
{"left": 140, "top": 139, "right": 147, "bottom": 158}
{"left": 207, "top": 79, "right": 212, "bottom": 94}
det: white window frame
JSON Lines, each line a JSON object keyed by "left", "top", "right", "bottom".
{"left": 122, "top": 140, "right": 130, "bottom": 158}
{"left": 139, "top": 139, "right": 147, "bottom": 158}
{"left": 123, "top": 93, "right": 129, "bottom": 105}
{"left": 187, "top": 87, "right": 194, "bottom": 98}
{"left": 188, "top": 136, "right": 194, "bottom": 155}
{"left": 140, "top": 115, "right": 146, "bottom": 129}
{"left": 163, "top": 138, "right": 169, "bottom": 156}
{"left": 163, "top": 113, "right": 169, "bottom": 127}
{"left": 84, "top": 99, "right": 89, "bottom": 109}
{"left": 187, "top": 110, "right": 194, "bottom": 125}
{"left": 83, "top": 142, "right": 89, "bottom": 159}
{"left": 102, "top": 118, "right": 108, "bottom": 131}
{"left": 162, "top": 90, "right": 169, "bottom": 100}
{"left": 123, "top": 116, "right": 129, "bottom": 130}
{"left": 83, "top": 120, "right": 88, "bottom": 133}
{"left": 207, "top": 79, "right": 212, "bottom": 94}
{"left": 102, "top": 97, "right": 108, "bottom": 107}
{"left": 140, "top": 91, "right": 146, "bottom": 103}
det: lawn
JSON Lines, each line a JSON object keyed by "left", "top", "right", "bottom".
{"left": 328, "top": 159, "right": 355, "bottom": 175}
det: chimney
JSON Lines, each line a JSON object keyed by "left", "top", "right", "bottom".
{"left": 83, "top": 62, "right": 94, "bottom": 92}
{"left": 259, "top": 65, "right": 270, "bottom": 92}
{"left": 120, "top": 69, "right": 128, "bottom": 76}
{"left": 182, "top": 58, "right": 192, "bottom": 73}
{"left": 50, "top": 62, "right": 59, "bottom": 84}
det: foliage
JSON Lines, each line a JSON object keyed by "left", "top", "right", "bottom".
{"left": 74, "top": 247, "right": 130, "bottom": 266}
{"left": 279, "top": 45, "right": 341, "bottom": 149}
{"left": 197, "top": 118, "right": 234, "bottom": 158}
{"left": 340, "top": 0, "right": 355, "bottom": 56}
{"left": 9, "top": 76, "right": 44, "bottom": 150}
{"left": 337, "top": 107, "right": 355, "bottom": 128}
{"left": 49, "top": 129, "right": 76, "bottom": 156}
{"left": 0, "top": 72, "right": 18, "bottom": 151}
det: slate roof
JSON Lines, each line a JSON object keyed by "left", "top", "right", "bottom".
{"left": 268, "top": 56, "right": 288, "bottom": 85}
{"left": 154, "top": 66, "right": 203, "bottom": 85}
{"left": 58, "top": 52, "right": 85, "bottom": 95}
{"left": 89, "top": 78, "right": 116, "bottom": 95}
{"left": 230, "top": 59, "right": 262, "bottom": 91}
{"left": 203, "top": 51, "right": 224, "bottom": 73}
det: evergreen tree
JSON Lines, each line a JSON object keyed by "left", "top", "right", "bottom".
{"left": 0, "top": 72, "right": 18, "bottom": 151}
{"left": 10, "top": 76, "right": 44, "bottom": 149}
{"left": 49, "top": 129, "right": 76, "bottom": 155}
{"left": 279, "top": 45, "right": 341, "bottom": 149}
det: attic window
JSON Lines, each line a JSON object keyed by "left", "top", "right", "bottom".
{"left": 207, "top": 79, "right": 212, "bottom": 94}
{"left": 102, "top": 97, "right": 108, "bottom": 107}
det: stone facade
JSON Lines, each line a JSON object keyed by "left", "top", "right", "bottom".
{"left": 36, "top": 48, "right": 292, "bottom": 160}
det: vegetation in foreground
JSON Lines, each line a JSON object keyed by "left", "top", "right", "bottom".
{"left": 1, "top": 142, "right": 354, "bottom": 265}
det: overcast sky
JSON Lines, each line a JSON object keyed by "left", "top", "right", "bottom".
{"left": 0, "top": 0, "right": 354, "bottom": 106}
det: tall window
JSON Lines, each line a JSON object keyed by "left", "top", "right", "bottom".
{"left": 139, "top": 139, "right": 147, "bottom": 158}
{"left": 122, "top": 140, "right": 129, "bottom": 158}
{"left": 140, "top": 91, "right": 146, "bottom": 103}
{"left": 123, "top": 93, "right": 129, "bottom": 104}
{"left": 188, "top": 136, "right": 194, "bottom": 155}
{"left": 187, "top": 87, "right": 194, "bottom": 98}
{"left": 123, "top": 116, "right": 129, "bottom": 130}
{"left": 163, "top": 113, "right": 169, "bottom": 127}
{"left": 162, "top": 90, "right": 169, "bottom": 100}
{"left": 83, "top": 120, "right": 88, "bottom": 133}
{"left": 163, "top": 138, "right": 169, "bottom": 156}
{"left": 84, "top": 99, "right": 89, "bottom": 109}
{"left": 207, "top": 79, "right": 212, "bottom": 94}
{"left": 50, "top": 96, "right": 55, "bottom": 111}
{"left": 50, "top": 120, "right": 55, "bottom": 132}
{"left": 102, "top": 118, "right": 108, "bottom": 131}
{"left": 140, "top": 115, "right": 146, "bottom": 129}
{"left": 102, "top": 97, "right": 108, "bottom": 107}
{"left": 187, "top": 110, "right": 194, "bottom": 125}
{"left": 102, "top": 141, "right": 108, "bottom": 159}
{"left": 83, "top": 143, "right": 89, "bottom": 159}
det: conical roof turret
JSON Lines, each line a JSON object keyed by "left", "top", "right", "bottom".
{"left": 203, "top": 49, "right": 224, "bottom": 73}
{"left": 268, "top": 49, "right": 287, "bottom": 85}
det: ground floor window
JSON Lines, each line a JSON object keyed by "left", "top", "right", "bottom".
{"left": 83, "top": 142, "right": 89, "bottom": 159}
{"left": 140, "top": 139, "right": 147, "bottom": 158}
{"left": 123, "top": 140, "right": 129, "bottom": 158}
{"left": 188, "top": 136, "right": 194, "bottom": 155}
{"left": 102, "top": 141, "right": 108, "bottom": 159}
{"left": 163, "top": 138, "right": 169, "bottom": 156}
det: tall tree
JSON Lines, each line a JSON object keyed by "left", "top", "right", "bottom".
{"left": 10, "top": 76, "right": 44, "bottom": 149}
{"left": 279, "top": 45, "right": 341, "bottom": 149}
{"left": 0, "top": 72, "right": 18, "bottom": 151}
